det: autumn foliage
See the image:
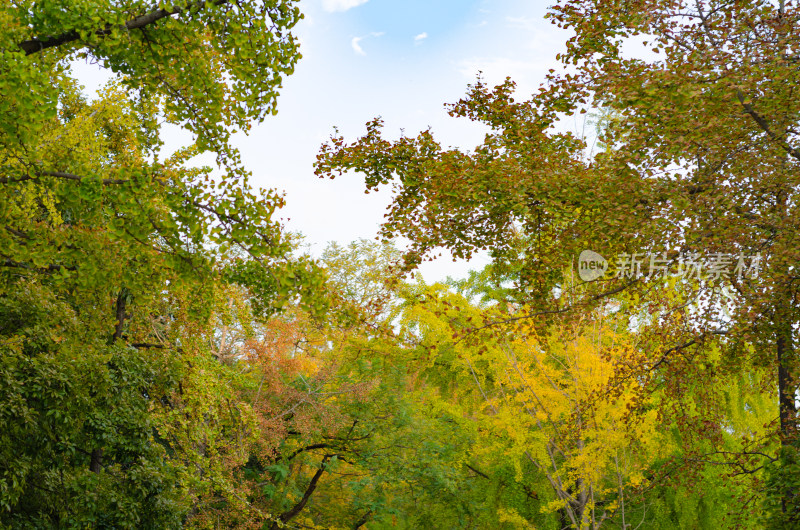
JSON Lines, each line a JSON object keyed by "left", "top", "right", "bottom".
{"left": 3, "top": 0, "right": 800, "bottom": 528}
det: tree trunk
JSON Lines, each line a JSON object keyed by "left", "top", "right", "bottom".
{"left": 774, "top": 275, "right": 797, "bottom": 517}
{"left": 90, "top": 448, "right": 103, "bottom": 474}
{"left": 777, "top": 326, "right": 796, "bottom": 446}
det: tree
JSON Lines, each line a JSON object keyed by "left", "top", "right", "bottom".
{"left": 392, "top": 269, "right": 776, "bottom": 528}
{"left": 398, "top": 279, "right": 652, "bottom": 529}
{"left": 316, "top": 0, "right": 800, "bottom": 523}
{"left": 546, "top": 2, "right": 800, "bottom": 522}
{"left": 2, "top": 0, "right": 324, "bottom": 318}
{"left": 0, "top": 1, "right": 326, "bottom": 526}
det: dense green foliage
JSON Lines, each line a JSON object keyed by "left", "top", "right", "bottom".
{"left": 0, "top": 1, "right": 323, "bottom": 527}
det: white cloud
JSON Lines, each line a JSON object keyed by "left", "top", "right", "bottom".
{"left": 351, "top": 32, "right": 384, "bottom": 56}
{"left": 506, "top": 16, "right": 538, "bottom": 31}
{"left": 414, "top": 32, "right": 428, "bottom": 42}
{"left": 322, "top": 0, "right": 369, "bottom": 12}
{"left": 351, "top": 36, "right": 366, "bottom": 55}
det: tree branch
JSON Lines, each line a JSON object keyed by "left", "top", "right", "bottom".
{"left": 1, "top": 258, "right": 76, "bottom": 273}
{"left": 18, "top": 0, "right": 226, "bottom": 56}
{"left": 455, "top": 278, "right": 639, "bottom": 341}
{"left": 736, "top": 89, "right": 800, "bottom": 161}
{"left": 111, "top": 288, "right": 129, "bottom": 344}
{"left": 465, "top": 463, "right": 490, "bottom": 479}
{"left": 272, "top": 456, "right": 330, "bottom": 529}
{"left": 352, "top": 509, "right": 372, "bottom": 529}
{"left": 0, "top": 171, "right": 127, "bottom": 185}
{"left": 287, "top": 443, "right": 334, "bottom": 461}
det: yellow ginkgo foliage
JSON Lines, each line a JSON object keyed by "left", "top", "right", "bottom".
{"left": 488, "top": 319, "right": 670, "bottom": 529}
{"left": 453, "top": 308, "right": 673, "bottom": 529}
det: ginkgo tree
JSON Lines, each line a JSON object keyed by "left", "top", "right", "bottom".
{"left": 394, "top": 280, "right": 661, "bottom": 529}
{"left": 391, "top": 268, "right": 777, "bottom": 528}
{"left": 2, "top": 0, "right": 325, "bottom": 318}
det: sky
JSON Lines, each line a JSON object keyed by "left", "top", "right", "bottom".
{"left": 242, "top": 0, "right": 571, "bottom": 281}
{"left": 75, "top": 0, "right": 572, "bottom": 282}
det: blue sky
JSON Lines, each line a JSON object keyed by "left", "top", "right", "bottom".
{"left": 240, "top": 0, "right": 569, "bottom": 281}
{"left": 336, "top": 0, "right": 481, "bottom": 55}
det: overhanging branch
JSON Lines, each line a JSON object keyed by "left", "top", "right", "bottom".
{"left": 18, "top": 0, "right": 227, "bottom": 56}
